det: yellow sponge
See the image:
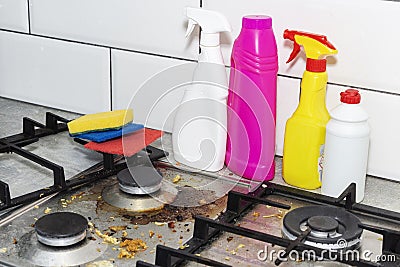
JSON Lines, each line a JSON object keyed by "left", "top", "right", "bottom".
{"left": 68, "top": 109, "right": 133, "bottom": 135}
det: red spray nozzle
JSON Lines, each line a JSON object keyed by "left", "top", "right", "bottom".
{"left": 283, "top": 30, "right": 337, "bottom": 64}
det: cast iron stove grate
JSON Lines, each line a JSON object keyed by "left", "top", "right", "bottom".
{"left": 0, "top": 112, "right": 167, "bottom": 213}
{"left": 137, "top": 183, "right": 400, "bottom": 267}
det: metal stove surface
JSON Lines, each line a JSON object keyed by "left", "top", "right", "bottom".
{"left": 184, "top": 193, "right": 399, "bottom": 267}
{"left": 0, "top": 163, "right": 237, "bottom": 267}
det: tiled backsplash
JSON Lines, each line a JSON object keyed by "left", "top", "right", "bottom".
{"left": 0, "top": 0, "right": 399, "bottom": 181}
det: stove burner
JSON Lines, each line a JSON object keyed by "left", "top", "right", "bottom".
{"left": 117, "top": 166, "right": 162, "bottom": 195}
{"left": 307, "top": 215, "right": 340, "bottom": 238}
{"left": 102, "top": 180, "right": 178, "bottom": 214}
{"left": 282, "top": 206, "right": 363, "bottom": 250}
{"left": 35, "top": 212, "right": 88, "bottom": 247}
{"left": 308, "top": 216, "right": 339, "bottom": 232}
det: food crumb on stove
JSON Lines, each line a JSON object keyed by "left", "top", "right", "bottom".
{"left": 225, "top": 257, "right": 230, "bottom": 261}
{"left": 39, "top": 193, "right": 44, "bottom": 197}
{"left": 33, "top": 205, "right": 39, "bottom": 209}
{"left": 109, "top": 225, "right": 127, "bottom": 232}
{"left": 227, "top": 236, "right": 233, "bottom": 242}
{"left": 150, "top": 250, "right": 155, "bottom": 254}
{"left": 12, "top": 238, "right": 17, "bottom": 244}
{"left": 176, "top": 162, "right": 181, "bottom": 166}
{"left": 195, "top": 253, "right": 201, "bottom": 257}
{"left": 154, "top": 222, "right": 165, "bottom": 226}
{"left": 0, "top": 248, "right": 7, "bottom": 253}
{"left": 178, "top": 239, "right": 183, "bottom": 244}
{"left": 167, "top": 222, "right": 175, "bottom": 229}
{"left": 230, "top": 250, "right": 236, "bottom": 255}
{"left": 98, "top": 196, "right": 102, "bottom": 199}
{"left": 179, "top": 244, "right": 189, "bottom": 249}
{"left": 263, "top": 214, "right": 279, "bottom": 219}
{"left": 198, "top": 199, "right": 207, "bottom": 205}
{"left": 118, "top": 239, "right": 147, "bottom": 259}
{"left": 133, "top": 225, "right": 139, "bottom": 230}
{"left": 149, "top": 230, "right": 155, "bottom": 238}
{"left": 34, "top": 217, "right": 38, "bottom": 221}
{"left": 96, "top": 248, "right": 101, "bottom": 252}
{"left": 157, "top": 234, "right": 162, "bottom": 239}
{"left": 109, "top": 217, "right": 115, "bottom": 220}
{"left": 122, "top": 231, "right": 128, "bottom": 237}
{"left": 377, "top": 237, "right": 383, "bottom": 241}
{"left": 266, "top": 205, "right": 271, "bottom": 208}
{"left": 85, "top": 260, "right": 114, "bottom": 267}
{"left": 172, "top": 175, "right": 181, "bottom": 183}
{"left": 94, "top": 229, "right": 119, "bottom": 245}
{"left": 44, "top": 207, "right": 51, "bottom": 214}
{"left": 252, "top": 211, "right": 260, "bottom": 217}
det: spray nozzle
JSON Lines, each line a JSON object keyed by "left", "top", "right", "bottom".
{"left": 284, "top": 30, "right": 337, "bottom": 64}
{"left": 185, "top": 7, "right": 231, "bottom": 47}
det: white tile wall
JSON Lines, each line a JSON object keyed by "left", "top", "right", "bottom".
{"left": 204, "top": 0, "right": 400, "bottom": 94}
{"left": 0, "top": 0, "right": 29, "bottom": 32}
{"left": 0, "top": 31, "right": 110, "bottom": 114}
{"left": 112, "top": 50, "right": 196, "bottom": 131}
{"left": 326, "top": 85, "right": 400, "bottom": 181}
{"left": 30, "top": 0, "right": 199, "bottom": 60}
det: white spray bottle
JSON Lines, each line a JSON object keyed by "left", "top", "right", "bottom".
{"left": 172, "top": 7, "right": 231, "bottom": 171}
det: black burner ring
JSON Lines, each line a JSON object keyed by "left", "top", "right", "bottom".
{"left": 307, "top": 216, "right": 339, "bottom": 232}
{"left": 35, "top": 212, "right": 88, "bottom": 239}
{"left": 117, "top": 166, "right": 162, "bottom": 188}
{"left": 283, "top": 206, "right": 362, "bottom": 244}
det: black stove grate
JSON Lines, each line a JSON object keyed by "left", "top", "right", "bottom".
{"left": 137, "top": 183, "right": 400, "bottom": 267}
{"left": 0, "top": 113, "right": 167, "bottom": 212}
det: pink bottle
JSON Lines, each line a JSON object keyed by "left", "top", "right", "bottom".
{"left": 225, "top": 15, "right": 278, "bottom": 181}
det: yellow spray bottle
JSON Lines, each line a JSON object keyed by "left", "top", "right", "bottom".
{"left": 282, "top": 30, "right": 337, "bottom": 189}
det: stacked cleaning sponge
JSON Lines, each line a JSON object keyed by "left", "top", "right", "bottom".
{"left": 68, "top": 109, "right": 163, "bottom": 156}
{"left": 68, "top": 109, "right": 134, "bottom": 136}
{"left": 68, "top": 109, "right": 145, "bottom": 143}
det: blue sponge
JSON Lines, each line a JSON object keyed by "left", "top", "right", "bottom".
{"left": 73, "top": 123, "right": 144, "bottom": 142}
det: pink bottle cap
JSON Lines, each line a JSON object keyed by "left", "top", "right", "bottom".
{"left": 242, "top": 15, "right": 272, "bottom": 30}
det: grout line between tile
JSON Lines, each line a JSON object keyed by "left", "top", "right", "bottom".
{"left": 277, "top": 74, "right": 400, "bottom": 97}
{"left": 109, "top": 48, "right": 113, "bottom": 111}
{"left": 26, "top": 0, "right": 31, "bottom": 34}
{"left": 0, "top": 28, "right": 197, "bottom": 63}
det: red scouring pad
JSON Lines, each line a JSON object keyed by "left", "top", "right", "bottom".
{"left": 84, "top": 128, "right": 163, "bottom": 157}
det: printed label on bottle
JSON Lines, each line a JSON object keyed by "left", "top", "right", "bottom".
{"left": 318, "top": 144, "right": 325, "bottom": 182}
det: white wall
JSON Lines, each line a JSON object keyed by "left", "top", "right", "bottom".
{"left": 0, "top": 0, "right": 399, "bottom": 181}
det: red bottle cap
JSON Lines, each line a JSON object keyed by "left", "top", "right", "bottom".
{"left": 340, "top": 89, "right": 361, "bottom": 104}
{"left": 306, "top": 58, "right": 326, "bottom": 72}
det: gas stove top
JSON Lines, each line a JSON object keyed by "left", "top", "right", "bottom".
{"left": 0, "top": 107, "right": 399, "bottom": 267}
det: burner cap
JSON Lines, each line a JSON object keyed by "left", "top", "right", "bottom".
{"left": 35, "top": 212, "right": 88, "bottom": 247}
{"left": 282, "top": 206, "right": 362, "bottom": 249}
{"left": 307, "top": 216, "right": 339, "bottom": 232}
{"left": 117, "top": 166, "right": 163, "bottom": 195}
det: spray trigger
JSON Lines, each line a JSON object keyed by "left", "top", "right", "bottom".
{"left": 185, "top": 19, "right": 197, "bottom": 38}
{"left": 287, "top": 42, "right": 301, "bottom": 64}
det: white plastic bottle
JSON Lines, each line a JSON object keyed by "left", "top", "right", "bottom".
{"left": 321, "top": 89, "right": 370, "bottom": 203}
{"left": 172, "top": 7, "right": 231, "bottom": 171}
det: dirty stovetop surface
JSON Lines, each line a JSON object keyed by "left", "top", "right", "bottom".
{"left": 0, "top": 97, "right": 400, "bottom": 267}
